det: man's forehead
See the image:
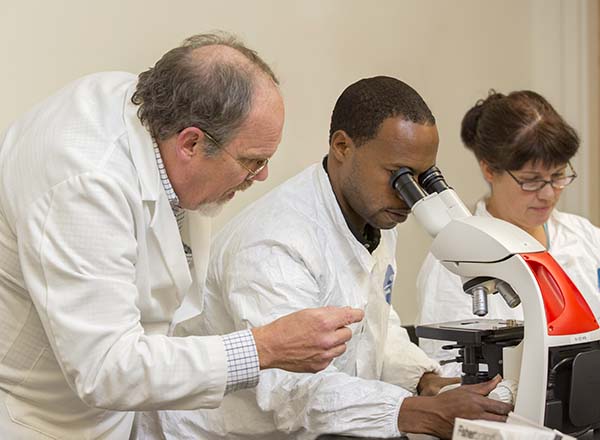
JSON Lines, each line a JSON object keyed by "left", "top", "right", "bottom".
{"left": 392, "top": 155, "right": 436, "bottom": 176}
{"left": 231, "top": 117, "right": 283, "bottom": 160}
{"left": 376, "top": 119, "right": 438, "bottom": 168}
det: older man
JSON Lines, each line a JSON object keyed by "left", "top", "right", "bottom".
{"left": 0, "top": 32, "right": 362, "bottom": 439}
{"left": 149, "top": 76, "right": 513, "bottom": 440}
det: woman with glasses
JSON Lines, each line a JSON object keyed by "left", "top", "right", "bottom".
{"left": 415, "top": 90, "right": 600, "bottom": 370}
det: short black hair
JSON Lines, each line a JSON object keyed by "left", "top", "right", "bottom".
{"left": 329, "top": 76, "right": 435, "bottom": 146}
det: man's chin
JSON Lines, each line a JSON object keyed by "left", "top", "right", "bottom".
{"left": 192, "top": 183, "right": 252, "bottom": 217}
{"left": 375, "top": 216, "right": 409, "bottom": 230}
{"left": 377, "top": 220, "right": 404, "bottom": 230}
{"left": 378, "top": 209, "right": 410, "bottom": 229}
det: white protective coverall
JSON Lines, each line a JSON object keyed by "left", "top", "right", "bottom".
{"left": 147, "top": 163, "right": 441, "bottom": 440}
{"left": 0, "top": 73, "right": 227, "bottom": 439}
{"left": 416, "top": 199, "right": 600, "bottom": 367}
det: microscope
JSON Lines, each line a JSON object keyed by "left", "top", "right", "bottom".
{"left": 391, "top": 166, "right": 600, "bottom": 436}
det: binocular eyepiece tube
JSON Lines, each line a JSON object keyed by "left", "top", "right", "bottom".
{"left": 390, "top": 167, "right": 427, "bottom": 208}
{"left": 390, "top": 164, "right": 470, "bottom": 237}
{"left": 390, "top": 165, "right": 451, "bottom": 208}
{"left": 418, "top": 166, "right": 450, "bottom": 194}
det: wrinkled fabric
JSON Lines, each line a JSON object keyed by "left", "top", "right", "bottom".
{"left": 148, "top": 164, "right": 440, "bottom": 439}
{"left": 416, "top": 199, "right": 600, "bottom": 372}
{"left": 0, "top": 73, "right": 227, "bottom": 439}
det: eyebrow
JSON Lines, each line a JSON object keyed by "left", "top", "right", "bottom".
{"left": 517, "top": 166, "right": 567, "bottom": 176}
{"left": 387, "top": 162, "right": 432, "bottom": 173}
{"left": 239, "top": 153, "right": 269, "bottom": 162}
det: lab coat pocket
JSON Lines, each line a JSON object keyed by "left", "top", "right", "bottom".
{"left": 5, "top": 348, "right": 109, "bottom": 439}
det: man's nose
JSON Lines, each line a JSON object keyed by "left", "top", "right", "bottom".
{"left": 250, "top": 164, "right": 269, "bottom": 182}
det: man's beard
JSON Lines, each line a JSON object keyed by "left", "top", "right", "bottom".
{"left": 194, "top": 201, "right": 225, "bottom": 217}
{"left": 193, "top": 180, "right": 253, "bottom": 217}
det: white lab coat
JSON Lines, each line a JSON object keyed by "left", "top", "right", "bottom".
{"left": 416, "top": 199, "right": 600, "bottom": 368}
{"left": 148, "top": 164, "right": 440, "bottom": 439}
{"left": 0, "top": 72, "right": 227, "bottom": 439}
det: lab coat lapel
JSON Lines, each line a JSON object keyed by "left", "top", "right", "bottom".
{"left": 185, "top": 211, "right": 212, "bottom": 315}
{"left": 124, "top": 84, "right": 192, "bottom": 303}
{"left": 148, "top": 196, "right": 192, "bottom": 303}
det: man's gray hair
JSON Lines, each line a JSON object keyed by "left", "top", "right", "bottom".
{"left": 132, "top": 31, "right": 279, "bottom": 155}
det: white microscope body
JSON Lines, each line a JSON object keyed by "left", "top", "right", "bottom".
{"left": 391, "top": 166, "right": 600, "bottom": 434}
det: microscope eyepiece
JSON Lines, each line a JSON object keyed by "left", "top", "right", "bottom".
{"left": 418, "top": 165, "right": 450, "bottom": 195}
{"left": 390, "top": 167, "right": 427, "bottom": 208}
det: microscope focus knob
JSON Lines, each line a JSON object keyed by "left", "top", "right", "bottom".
{"left": 488, "top": 379, "right": 518, "bottom": 405}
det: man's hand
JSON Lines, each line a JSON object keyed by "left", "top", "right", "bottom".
{"left": 417, "top": 372, "right": 461, "bottom": 396}
{"left": 251, "top": 306, "right": 364, "bottom": 373}
{"left": 398, "top": 375, "right": 512, "bottom": 439}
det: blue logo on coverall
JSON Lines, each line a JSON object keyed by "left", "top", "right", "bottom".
{"left": 383, "top": 265, "right": 395, "bottom": 304}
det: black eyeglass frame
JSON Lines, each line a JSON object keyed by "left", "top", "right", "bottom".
{"left": 505, "top": 161, "right": 577, "bottom": 192}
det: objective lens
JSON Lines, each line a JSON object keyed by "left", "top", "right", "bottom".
{"left": 496, "top": 280, "right": 521, "bottom": 308}
{"left": 471, "top": 286, "right": 489, "bottom": 316}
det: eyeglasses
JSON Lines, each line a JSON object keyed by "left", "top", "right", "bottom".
{"left": 505, "top": 162, "right": 577, "bottom": 192}
{"left": 202, "top": 130, "right": 269, "bottom": 181}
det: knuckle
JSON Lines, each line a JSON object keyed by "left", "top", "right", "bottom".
{"left": 345, "top": 308, "right": 358, "bottom": 323}
{"left": 319, "top": 335, "right": 336, "bottom": 350}
{"left": 311, "top": 357, "right": 331, "bottom": 372}
{"left": 338, "top": 327, "right": 352, "bottom": 341}
{"left": 319, "top": 350, "right": 335, "bottom": 362}
{"left": 312, "top": 314, "right": 330, "bottom": 330}
{"left": 308, "top": 365, "right": 321, "bottom": 373}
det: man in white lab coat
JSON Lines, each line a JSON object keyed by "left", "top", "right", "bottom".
{"left": 148, "top": 76, "right": 513, "bottom": 439}
{"left": 0, "top": 32, "right": 363, "bottom": 439}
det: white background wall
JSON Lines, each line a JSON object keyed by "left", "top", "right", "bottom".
{"left": 1, "top": 0, "right": 597, "bottom": 324}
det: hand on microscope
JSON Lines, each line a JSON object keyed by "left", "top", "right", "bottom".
{"left": 397, "top": 374, "right": 513, "bottom": 439}
{"left": 417, "top": 372, "right": 461, "bottom": 396}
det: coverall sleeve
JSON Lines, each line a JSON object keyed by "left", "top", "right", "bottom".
{"left": 221, "top": 242, "right": 410, "bottom": 438}
{"left": 17, "top": 172, "right": 227, "bottom": 411}
{"left": 380, "top": 307, "right": 441, "bottom": 393}
{"left": 415, "top": 252, "right": 472, "bottom": 365}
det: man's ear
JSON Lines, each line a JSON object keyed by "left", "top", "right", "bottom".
{"left": 329, "top": 130, "right": 355, "bottom": 163}
{"left": 480, "top": 160, "right": 495, "bottom": 183}
{"left": 176, "top": 127, "right": 204, "bottom": 160}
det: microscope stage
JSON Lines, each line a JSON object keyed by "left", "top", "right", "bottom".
{"left": 416, "top": 318, "right": 524, "bottom": 345}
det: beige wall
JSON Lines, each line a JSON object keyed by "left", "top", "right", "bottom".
{"left": 1, "top": 0, "right": 597, "bottom": 324}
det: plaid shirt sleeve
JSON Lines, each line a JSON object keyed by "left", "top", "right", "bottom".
{"left": 222, "top": 330, "right": 260, "bottom": 393}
